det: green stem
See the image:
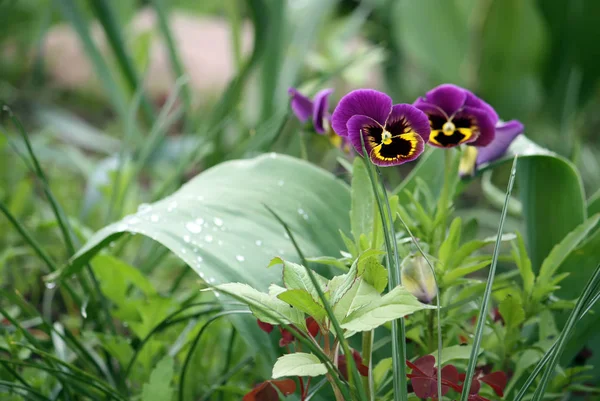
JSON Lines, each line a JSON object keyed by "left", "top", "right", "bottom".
{"left": 299, "top": 130, "right": 309, "bottom": 160}
{"left": 360, "top": 152, "right": 407, "bottom": 401}
{"left": 433, "top": 149, "right": 456, "bottom": 249}
{"left": 362, "top": 330, "right": 374, "bottom": 400}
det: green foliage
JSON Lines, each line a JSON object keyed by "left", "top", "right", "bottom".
{"left": 272, "top": 353, "right": 327, "bottom": 378}
{"left": 142, "top": 356, "right": 175, "bottom": 401}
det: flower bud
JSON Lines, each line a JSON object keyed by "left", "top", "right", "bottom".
{"left": 400, "top": 253, "right": 438, "bottom": 303}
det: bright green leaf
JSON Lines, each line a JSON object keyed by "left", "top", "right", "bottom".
{"left": 429, "top": 345, "right": 481, "bottom": 366}
{"left": 272, "top": 353, "right": 327, "bottom": 378}
{"left": 141, "top": 356, "right": 174, "bottom": 401}
{"left": 499, "top": 294, "right": 525, "bottom": 330}
{"left": 277, "top": 289, "right": 326, "bottom": 321}
{"left": 351, "top": 157, "right": 375, "bottom": 243}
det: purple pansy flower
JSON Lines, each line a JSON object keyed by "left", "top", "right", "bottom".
{"left": 331, "top": 89, "right": 430, "bottom": 166}
{"left": 288, "top": 87, "right": 333, "bottom": 134}
{"left": 459, "top": 120, "right": 524, "bottom": 176}
{"left": 414, "top": 84, "right": 498, "bottom": 148}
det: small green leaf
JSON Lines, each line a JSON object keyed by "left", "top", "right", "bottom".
{"left": 538, "top": 214, "right": 600, "bottom": 282}
{"left": 277, "top": 289, "right": 326, "bottom": 321}
{"left": 442, "top": 260, "right": 491, "bottom": 285}
{"left": 373, "top": 358, "right": 393, "bottom": 390}
{"left": 272, "top": 353, "right": 327, "bottom": 378}
{"left": 141, "top": 356, "right": 174, "bottom": 401}
{"left": 341, "top": 286, "right": 435, "bottom": 332}
{"left": 359, "top": 256, "right": 388, "bottom": 293}
{"left": 438, "top": 217, "right": 462, "bottom": 271}
{"left": 498, "top": 294, "right": 525, "bottom": 330}
{"left": 211, "top": 283, "right": 304, "bottom": 325}
{"left": 511, "top": 232, "right": 535, "bottom": 295}
{"left": 429, "top": 345, "right": 481, "bottom": 366}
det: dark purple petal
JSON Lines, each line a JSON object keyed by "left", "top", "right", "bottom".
{"left": 423, "top": 84, "right": 467, "bottom": 116}
{"left": 332, "top": 89, "right": 392, "bottom": 137}
{"left": 346, "top": 114, "right": 383, "bottom": 154}
{"left": 475, "top": 120, "right": 523, "bottom": 167}
{"left": 462, "top": 106, "right": 496, "bottom": 147}
{"left": 413, "top": 98, "right": 445, "bottom": 117}
{"left": 464, "top": 90, "right": 499, "bottom": 124}
{"left": 312, "top": 88, "right": 333, "bottom": 134}
{"left": 288, "top": 87, "right": 313, "bottom": 123}
{"left": 386, "top": 103, "right": 431, "bottom": 143}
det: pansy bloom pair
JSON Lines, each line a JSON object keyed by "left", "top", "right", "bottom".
{"left": 290, "top": 84, "right": 524, "bottom": 170}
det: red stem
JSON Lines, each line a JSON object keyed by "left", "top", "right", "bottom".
{"left": 298, "top": 376, "right": 305, "bottom": 400}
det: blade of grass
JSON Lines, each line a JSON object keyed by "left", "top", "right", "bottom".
{"left": 200, "top": 356, "right": 253, "bottom": 401}
{"left": 88, "top": 0, "right": 155, "bottom": 125}
{"left": 0, "top": 380, "right": 52, "bottom": 401}
{"left": 459, "top": 156, "right": 518, "bottom": 401}
{"left": 51, "top": 0, "right": 135, "bottom": 129}
{"left": 149, "top": 0, "right": 195, "bottom": 130}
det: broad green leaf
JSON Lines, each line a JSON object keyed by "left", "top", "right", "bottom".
{"left": 91, "top": 254, "right": 156, "bottom": 303}
{"left": 588, "top": 189, "right": 600, "bottom": 216}
{"left": 351, "top": 157, "right": 375, "bottom": 243}
{"left": 538, "top": 214, "right": 600, "bottom": 282}
{"left": 272, "top": 353, "right": 327, "bottom": 378}
{"left": 498, "top": 294, "right": 525, "bottom": 330}
{"left": 211, "top": 283, "right": 304, "bottom": 325}
{"left": 373, "top": 358, "right": 393, "bottom": 390}
{"left": 346, "top": 280, "right": 381, "bottom": 317}
{"left": 277, "top": 289, "right": 326, "bottom": 321}
{"left": 475, "top": 135, "right": 587, "bottom": 271}
{"left": 57, "top": 154, "right": 350, "bottom": 289}
{"left": 341, "top": 286, "right": 435, "bottom": 332}
{"left": 429, "top": 345, "right": 481, "bottom": 366}
{"left": 141, "top": 356, "right": 174, "bottom": 401}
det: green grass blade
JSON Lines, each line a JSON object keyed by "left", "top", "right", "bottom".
{"left": 52, "top": 0, "right": 134, "bottom": 127}
{"left": 459, "top": 156, "right": 518, "bottom": 401}
{"left": 148, "top": 0, "right": 195, "bottom": 130}
{"left": 89, "top": 0, "right": 155, "bottom": 124}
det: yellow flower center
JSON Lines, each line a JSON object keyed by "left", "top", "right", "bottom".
{"left": 381, "top": 130, "right": 392, "bottom": 145}
{"left": 442, "top": 121, "right": 456, "bottom": 135}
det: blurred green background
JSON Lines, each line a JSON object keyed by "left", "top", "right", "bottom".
{"left": 1, "top": 0, "right": 600, "bottom": 399}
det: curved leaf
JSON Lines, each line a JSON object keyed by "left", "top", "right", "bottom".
{"left": 55, "top": 154, "right": 351, "bottom": 291}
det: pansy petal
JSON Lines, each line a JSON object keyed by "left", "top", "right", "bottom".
{"left": 387, "top": 103, "right": 431, "bottom": 143}
{"left": 347, "top": 114, "right": 383, "bottom": 155}
{"left": 288, "top": 87, "right": 313, "bottom": 123}
{"left": 312, "top": 88, "right": 333, "bottom": 134}
{"left": 456, "top": 106, "right": 496, "bottom": 147}
{"left": 424, "top": 84, "right": 467, "bottom": 116}
{"left": 475, "top": 120, "right": 523, "bottom": 167}
{"left": 464, "top": 90, "right": 499, "bottom": 124}
{"left": 480, "top": 371, "right": 507, "bottom": 397}
{"left": 332, "top": 89, "right": 392, "bottom": 137}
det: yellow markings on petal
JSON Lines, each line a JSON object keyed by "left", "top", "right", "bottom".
{"left": 429, "top": 127, "right": 477, "bottom": 148}
{"left": 381, "top": 130, "right": 393, "bottom": 145}
{"left": 370, "top": 132, "right": 421, "bottom": 162}
{"left": 459, "top": 145, "right": 478, "bottom": 176}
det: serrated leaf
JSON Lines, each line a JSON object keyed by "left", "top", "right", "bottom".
{"left": 449, "top": 233, "right": 516, "bottom": 270}
{"left": 499, "top": 294, "right": 525, "bottom": 330}
{"left": 141, "top": 356, "right": 174, "bottom": 401}
{"left": 359, "top": 256, "right": 388, "bottom": 293}
{"left": 438, "top": 217, "right": 462, "bottom": 271}
{"left": 211, "top": 283, "right": 303, "bottom": 325}
{"left": 512, "top": 231, "right": 535, "bottom": 295}
{"left": 442, "top": 260, "right": 491, "bottom": 285}
{"left": 272, "top": 353, "right": 327, "bottom": 378}
{"left": 277, "top": 289, "right": 326, "bottom": 321}
{"left": 341, "top": 286, "right": 435, "bottom": 332}
{"left": 270, "top": 257, "right": 328, "bottom": 301}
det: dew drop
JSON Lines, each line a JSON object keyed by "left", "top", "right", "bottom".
{"left": 209, "top": 277, "right": 216, "bottom": 283}
{"left": 277, "top": 180, "right": 285, "bottom": 186}
{"left": 197, "top": 256, "right": 203, "bottom": 263}
{"left": 269, "top": 152, "right": 277, "bottom": 159}
{"left": 81, "top": 305, "right": 88, "bottom": 319}
{"left": 181, "top": 249, "right": 187, "bottom": 254}
{"left": 204, "top": 235, "right": 213, "bottom": 243}
{"left": 167, "top": 200, "right": 178, "bottom": 212}
{"left": 195, "top": 217, "right": 205, "bottom": 225}
{"left": 196, "top": 195, "right": 204, "bottom": 201}
{"left": 185, "top": 221, "right": 202, "bottom": 234}
{"left": 218, "top": 240, "right": 223, "bottom": 246}
{"left": 236, "top": 255, "right": 245, "bottom": 262}
{"left": 183, "top": 235, "right": 191, "bottom": 243}
{"left": 193, "top": 247, "right": 198, "bottom": 253}
{"left": 45, "top": 282, "right": 56, "bottom": 290}
{"left": 297, "top": 208, "right": 305, "bottom": 215}
{"left": 284, "top": 232, "right": 290, "bottom": 239}
{"left": 278, "top": 249, "right": 285, "bottom": 255}
{"left": 199, "top": 272, "right": 205, "bottom": 278}
{"left": 150, "top": 214, "right": 160, "bottom": 222}
{"left": 137, "top": 203, "right": 152, "bottom": 213}
{"left": 213, "top": 217, "right": 224, "bottom": 227}
{"left": 255, "top": 239, "right": 262, "bottom": 246}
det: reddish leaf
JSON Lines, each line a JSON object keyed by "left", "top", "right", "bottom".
{"left": 243, "top": 379, "right": 297, "bottom": 401}
{"left": 271, "top": 379, "right": 297, "bottom": 395}
{"left": 279, "top": 327, "right": 295, "bottom": 347}
{"left": 480, "top": 371, "right": 507, "bottom": 397}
